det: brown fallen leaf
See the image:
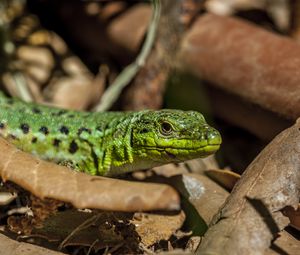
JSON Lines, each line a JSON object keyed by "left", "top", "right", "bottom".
{"left": 197, "top": 120, "right": 300, "bottom": 254}
{"left": 205, "top": 169, "right": 240, "bottom": 191}
{"left": 139, "top": 161, "right": 229, "bottom": 237}
{"left": 177, "top": 173, "right": 229, "bottom": 226}
{"left": 184, "top": 156, "right": 220, "bottom": 175}
{"left": 155, "top": 249, "right": 191, "bottom": 255}
{"left": 265, "top": 230, "right": 300, "bottom": 255}
{"left": 0, "top": 232, "right": 65, "bottom": 255}
{"left": 185, "top": 236, "right": 201, "bottom": 253}
{"left": 32, "top": 209, "right": 186, "bottom": 253}
{"left": 282, "top": 204, "right": 300, "bottom": 231}
{"left": 2, "top": 8, "right": 103, "bottom": 111}
{"left": 46, "top": 57, "right": 105, "bottom": 110}
{"left": 140, "top": 159, "right": 228, "bottom": 226}
{"left": 151, "top": 157, "right": 220, "bottom": 179}
{"left": 31, "top": 210, "right": 137, "bottom": 252}
{"left": 7, "top": 209, "right": 187, "bottom": 253}
{"left": 0, "top": 137, "right": 179, "bottom": 212}
{"left": 132, "top": 211, "right": 185, "bottom": 247}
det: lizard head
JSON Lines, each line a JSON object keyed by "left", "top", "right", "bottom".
{"left": 131, "top": 109, "right": 221, "bottom": 164}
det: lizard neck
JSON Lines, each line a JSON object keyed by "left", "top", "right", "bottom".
{"left": 104, "top": 112, "right": 167, "bottom": 176}
{"left": 99, "top": 113, "right": 137, "bottom": 176}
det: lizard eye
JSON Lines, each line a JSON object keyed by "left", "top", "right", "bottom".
{"left": 160, "top": 122, "right": 173, "bottom": 135}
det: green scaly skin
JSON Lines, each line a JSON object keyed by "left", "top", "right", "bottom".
{"left": 0, "top": 92, "right": 221, "bottom": 176}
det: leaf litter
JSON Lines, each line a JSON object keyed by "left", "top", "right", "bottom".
{"left": 1, "top": 124, "right": 300, "bottom": 254}
{"left": 0, "top": 136, "right": 188, "bottom": 253}
{"left": 197, "top": 119, "right": 300, "bottom": 255}
{"left": 0, "top": 137, "right": 179, "bottom": 212}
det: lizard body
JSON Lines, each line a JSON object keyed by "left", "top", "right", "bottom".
{"left": 0, "top": 92, "right": 221, "bottom": 176}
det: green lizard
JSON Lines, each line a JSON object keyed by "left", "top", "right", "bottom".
{"left": 0, "top": 92, "right": 221, "bottom": 176}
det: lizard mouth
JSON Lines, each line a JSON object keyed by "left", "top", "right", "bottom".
{"left": 165, "top": 144, "right": 220, "bottom": 160}
{"left": 166, "top": 150, "right": 176, "bottom": 159}
{"left": 142, "top": 144, "right": 221, "bottom": 159}
{"left": 141, "top": 143, "right": 221, "bottom": 151}
{"left": 165, "top": 144, "right": 220, "bottom": 153}
{"left": 138, "top": 130, "right": 222, "bottom": 159}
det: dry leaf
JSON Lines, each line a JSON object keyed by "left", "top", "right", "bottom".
{"left": 282, "top": 204, "right": 300, "bottom": 231}
{"left": 152, "top": 157, "right": 220, "bottom": 178}
{"left": 142, "top": 159, "right": 228, "bottom": 226}
{"left": 0, "top": 233, "right": 65, "bottom": 255}
{"left": 197, "top": 120, "right": 300, "bottom": 254}
{"left": 33, "top": 210, "right": 133, "bottom": 251}
{"left": 0, "top": 137, "right": 179, "bottom": 211}
{"left": 184, "top": 156, "right": 220, "bottom": 175}
{"left": 173, "top": 173, "right": 229, "bottom": 225}
{"left": 132, "top": 211, "right": 185, "bottom": 247}
{"left": 205, "top": 169, "right": 240, "bottom": 191}
{"left": 265, "top": 230, "right": 300, "bottom": 255}
{"left": 185, "top": 236, "right": 201, "bottom": 253}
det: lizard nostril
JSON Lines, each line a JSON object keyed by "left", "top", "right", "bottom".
{"left": 207, "top": 129, "right": 222, "bottom": 145}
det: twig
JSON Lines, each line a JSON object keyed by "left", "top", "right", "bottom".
{"left": 58, "top": 213, "right": 100, "bottom": 250}
{"left": 93, "top": 0, "right": 161, "bottom": 112}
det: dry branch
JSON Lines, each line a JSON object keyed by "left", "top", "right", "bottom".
{"left": 180, "top": 13, "right": 300, "bottom": 120}
{"left": 122, "top": 0, "right": 186, "bottom": 110}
